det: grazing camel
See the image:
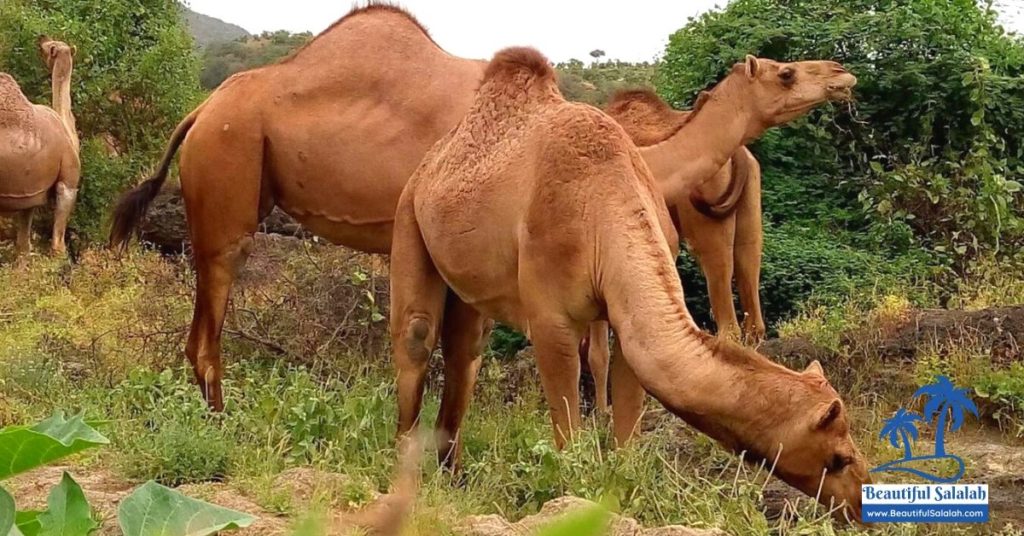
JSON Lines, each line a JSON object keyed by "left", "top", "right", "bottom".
{"left": 583, "top": 62, "right": 856, "bottom": 413}
{"left": 0, "top": 37, "right": 80, "bottom": 260}
{"left": 391, "top": 47, "right": 870, "bottom": 522}
{"left": 109, "top": 5, "right": 488, "bottom": 411}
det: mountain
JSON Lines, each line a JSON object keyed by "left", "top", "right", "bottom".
{"left": 183, "top": 7, "right": 250, "bottom": 47}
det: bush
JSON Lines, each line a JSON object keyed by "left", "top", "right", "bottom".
{"left": 0, "top": 0, "right": 203, "bottom": 243}
{"left": 677, "top": 223, "right": 934, "bottom": 331}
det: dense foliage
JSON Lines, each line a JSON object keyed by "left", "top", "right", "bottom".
{"left": 659, "top": 0, "right": 1024, "bottom": 323}
{"left": 0, "top": 0, "right": 202, "bottom": 241}
{"left": 199, "top": 30, "right": 312, "bottom": 89}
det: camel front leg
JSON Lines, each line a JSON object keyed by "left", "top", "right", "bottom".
{"left": 390, "top": 194, "right": 447, "bottom": 440}
{"left": 14, "top": 208, "right": 34, "bottom": 267}
{"left": 436, "top": 298, "right": 491, "bottom": 472}
{"left": 51, "top": 182, "right": 78, "bottom": 255}
{"left": 677, "top": 202, "right": 740, "bottom": 339}
{"left": 610, "top": 335, "right": 645, "bottom": 447}
{"left": 733, "top": 156, "right": 765, "bottom": 342}
{"left": 530, "top": 317, "right": 584, "bottom": 449}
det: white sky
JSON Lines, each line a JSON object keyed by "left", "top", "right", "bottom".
{"left": 184, "top": 1, "right": 1024, "bottom": 62}
{"left": 183, "top": 0, "right": 724, "bottom": 63}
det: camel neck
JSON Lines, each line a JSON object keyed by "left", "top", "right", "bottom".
{"left": 599, "top": 202, "right": 795, "bottom": 456}
{"left": 49, "top": 57, "right": 76, "bottom": 140}
{"left": 640, "top": 75, "right": 764, "bottom": 202}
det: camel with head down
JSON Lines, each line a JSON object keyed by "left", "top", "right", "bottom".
{"left": 391, "top": 46, "right": 870, "bottom": 523}
{"left": 0, "top": 37, "right": 80, "bottom": 261}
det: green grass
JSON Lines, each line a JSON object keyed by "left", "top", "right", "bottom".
{"left": 1, "top": 246, "right": 1022, "bottom": 534}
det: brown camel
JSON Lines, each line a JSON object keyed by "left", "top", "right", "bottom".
{"left": 109, "top": 5, "right": 488, "bottom": 411}
{"left": 391, "top": 47, "right": 869, "bottom": 522}
{"left": 0, "top": 37, "right": 80, "bottom": 260}
{"left": 583, "top": 63, "right": 855, "bottom": 413}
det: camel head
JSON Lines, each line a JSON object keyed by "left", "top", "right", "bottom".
{"left": 727, "top": 56, "right": 856, "bottom": 130}
{"left": 759, "top": 359, "right": 871, "bottom": 523}
{"left": 37, "top": 36, "right": 76, "bottom": 77}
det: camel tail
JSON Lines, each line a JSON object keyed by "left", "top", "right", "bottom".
{"left": 109, "top": 105, "right": 202, "bottom": 250}
{"left": 689, "top": 150, "right": 753, "bottom": 219}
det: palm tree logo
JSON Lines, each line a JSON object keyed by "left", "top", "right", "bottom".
{"left": 872, "top": 375, "right": 979, "bottom": 483}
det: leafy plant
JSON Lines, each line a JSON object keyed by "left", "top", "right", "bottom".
{"left": 0, "top": 412, "right": 108, "bottom": 479}
{"left": 0, "top": 413, "right": 254, "bottom": 536}
{"left": 118, "top": 481, "right": 254, "bottom": 536}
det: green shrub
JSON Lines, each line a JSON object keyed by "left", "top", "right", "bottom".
{"left": 658, "top": 0, "right": 1024, "bottom": 263}
{"left": 975, "top": 364, "right": 1024, "bottom": 437}
{"left": 677, "top": 223, "right": 933, "bottom": 331}
{"left": 0, "top": 0, "right": 204, "bottom": 243}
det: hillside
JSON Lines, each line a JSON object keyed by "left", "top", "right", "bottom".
{"left": 183, "top": 6, "right": 250, "bottom": 47}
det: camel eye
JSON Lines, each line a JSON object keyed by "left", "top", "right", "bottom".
{"left": 828, "top": 454, "right": 851, "bottom": 473}
{"left": 779, "top": 68, "right": 795, "bottom": 84}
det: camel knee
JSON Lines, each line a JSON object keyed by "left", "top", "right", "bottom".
{"left": 401, "top": 315, "right": 437, "bottom": 367}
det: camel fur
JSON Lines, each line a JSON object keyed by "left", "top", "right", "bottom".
{"left": 391, "top": 46, "right": 870, "bottom": 522}
{"left": 0, "top": 37, "right": 80, "bottom": 261}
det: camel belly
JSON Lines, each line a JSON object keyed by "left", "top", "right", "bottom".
{"left": 0, "top": 141, "right": 60, "bottom": 211}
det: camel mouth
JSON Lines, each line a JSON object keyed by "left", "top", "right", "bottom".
{"left": 827, "top": 86, "right": 854, "bottom": 102}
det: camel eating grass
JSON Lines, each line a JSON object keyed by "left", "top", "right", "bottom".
{"left": 0, "top": 37, "right": 80, "bottom": 261}
{"left": 585, "top": 59, "right": 857, "bottom": 413}
{"left": 391, "top": 47, "right": 870, "bottom": 523}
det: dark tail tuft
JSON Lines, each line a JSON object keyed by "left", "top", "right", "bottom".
{"left": 107, "top": 105, "right": 202, "bottom": 250}
{"left": 108, "top": 175, "right": 165, "bottom": 250}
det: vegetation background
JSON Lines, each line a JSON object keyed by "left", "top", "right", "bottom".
{"left": 0, "top": 0, "right": 1022, "bottom": 534}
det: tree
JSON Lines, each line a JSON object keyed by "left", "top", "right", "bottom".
{"left": 589, "top": 49, "right": 605, "bottom": 59}
{"left": 0, "top": 0, "right": 203, "bottom": 241}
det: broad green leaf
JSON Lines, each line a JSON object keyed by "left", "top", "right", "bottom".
{"left": 1, "top": 486, "right": 15, "bottom": 536}
{"left": 534, "top": 504, "right": 610, "bottom": 536}
{"left": 0, "top": 413, "right": 109, "bottom": 480}
{"left": 118, "top": 481, "right": 255, "bottom": 536}
{"left": 14, "top": 511, "right": 40, "bottom": 536}
{"left": 36, "top": 473, "right": 97, "bottom": 536}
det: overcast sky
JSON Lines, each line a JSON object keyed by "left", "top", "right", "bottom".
{"left": 183, "top": 0, "right": 723, "bottom": 62}
{"left": 184, "top": 1, "right": 1024, "bottom": 63}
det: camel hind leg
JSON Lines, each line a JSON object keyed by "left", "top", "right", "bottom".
{"left": 51, "top": 182, "right": 78, "bottom": 255}
{"left": 586, "top": 321, "right": 610, "bottom": 414}
{"left": 179, "top": 116, "right": 265, "bottom": 411}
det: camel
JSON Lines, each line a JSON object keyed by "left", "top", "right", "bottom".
{"left": 0, "top": 37, "right": 80, "bottom": 260}
{"left": 390, "top": 47, "right": 870, "bottom": 522}
{"left": 109, "top": 5, "right": 488, "bottom": 411}
{"left": 583, "top": 64, "right": 856, "bottom": 413}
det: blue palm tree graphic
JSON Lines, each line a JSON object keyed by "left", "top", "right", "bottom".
{"left": 914, "top": 375, "right": 979, "bottom": 457}
{"left": 879, "top": 408, "right": 923, "bottom": 459}
{"left": 871, "top": 375, "right": 979, "bottom": 483}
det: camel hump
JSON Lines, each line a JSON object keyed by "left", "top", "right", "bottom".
{"left": 605, "top": 88, "right": 693, "bottom": 147}
{"left": 483, "top": 47, "right": 555, "bottom": 83}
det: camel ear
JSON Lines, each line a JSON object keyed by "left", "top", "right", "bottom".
{"left": 815, "top": 399, "right": 842, "bottom": 430}
{"left": 70, "top": 45, "right": 77, "bottom": 57}
{"left": 745, "top": 55, "right": 760, "bottom": 78}
{"left": 804, "top": 359, "right": 824, "bottom": 377}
